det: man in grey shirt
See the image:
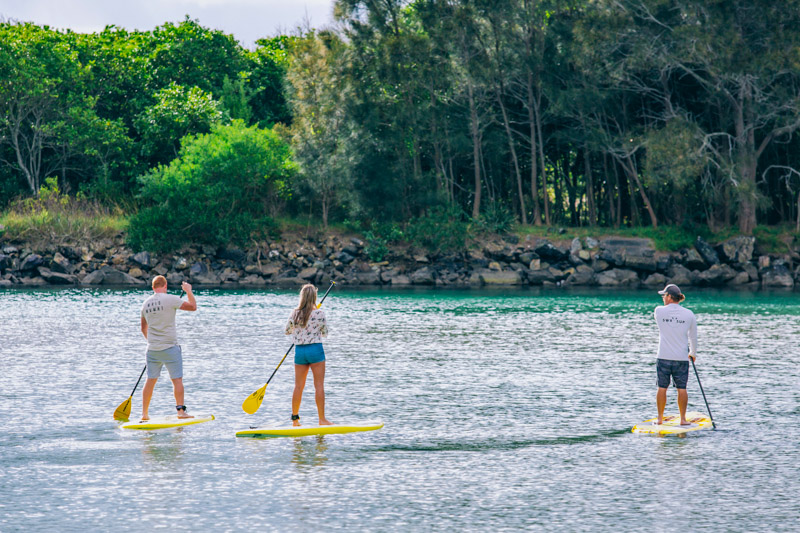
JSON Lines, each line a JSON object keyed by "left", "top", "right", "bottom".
{"left": 140, "top": 276, "right": 197, "bottom": 420}
{"left": 654, "top": 284, "right": 697, "bottom": 425}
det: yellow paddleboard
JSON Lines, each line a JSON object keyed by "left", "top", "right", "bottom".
{"left": 236, "top": 420, "right": 384, "bottom": 438}
{"left": 632, "top": 411, "right": 712, "bottom": 435}
{"left": 120, "top": 414, "right": 215, "bottom": 430}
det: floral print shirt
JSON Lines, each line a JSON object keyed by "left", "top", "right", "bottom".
{"left": 285, "top": 308, "right": 328, "bottom": 345}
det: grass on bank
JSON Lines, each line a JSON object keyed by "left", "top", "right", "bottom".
{"left": 513, "top": 224, "right": 799, "bottom": 254}
{"left": 0, "top": 178, "right": 128, "bottom": 245}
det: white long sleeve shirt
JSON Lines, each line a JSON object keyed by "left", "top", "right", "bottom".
{"left": 654, "top": 303, "right": 697, "bottom": 361}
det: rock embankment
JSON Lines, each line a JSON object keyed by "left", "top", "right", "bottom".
{"left": 0, "top": 233, "right": 798, "bottom": 289}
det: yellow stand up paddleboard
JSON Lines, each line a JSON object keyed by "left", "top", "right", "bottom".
{"left": 236, "top": 420, "right": 384, "bottom": 438}
{"left": 632, "top": 411, "right": 712, "bottom": 435}
{"left": 120, "top": 414, "right": 215, "bottom": 430}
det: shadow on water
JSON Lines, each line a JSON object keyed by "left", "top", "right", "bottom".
{"left": 372, "top": 428, "right": 632, "bottom": 453}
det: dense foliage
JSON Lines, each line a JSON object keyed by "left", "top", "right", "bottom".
{"left": 127, "top": 122, "right": 293, "bottom": 251}
{"left": 3, "top": 2, "right": 800, "bottom": 241}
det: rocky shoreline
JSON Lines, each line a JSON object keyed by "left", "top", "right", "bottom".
{"left": 0, "top": 231, "right": 798, "bottom": 290}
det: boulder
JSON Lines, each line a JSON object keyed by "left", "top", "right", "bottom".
{"left": 153, "top": 264, "right": 168, "bottom": 276}
{"left": 240, "top": 274, "right": 266, "bottom": 286}
{"left": 20, "top": 276, "right": 47, "bottom": 286}
{"left": 38, "top": 267, "right": 77, "bottom": 285}
{"left": 337, "top": 251, "right": 355, "bottom": 264}
{"left": 716, "top": 236, "right": 755, "bottom": 264}
{"left": 0, "top": 253, "right": 10, "bottom": 271}
{"left": 488, "top": 261, "right": 503, "bottom": 271}
{"left": 219, "top": 267, "right": 240, "bottom": 282}
{"left": 743, "top": 263, "right": 759, "bottom": 281}
{"left": 591, "top": 259, "right": 610, "bottom": 272}
{"left": 389, "top": 274, "right": 411, "bottom": 285}
{"left": 534, "top": 241, "right": 568, "bottom": 262}
{"left": 356, "top": 271, "right": 381, "bottom": 285}
{"left": 298, "top": 267, "right": 318, "bottom": 281}
{"left": 526, "top": 269, "right": 557, "bottom": 285}
{"left": 695, "top": 264, "right": 737, "bottom": 286}
{"left": 598, "top": 238, "right": 654, "bottom": 268}
{"left": 100, "top": 266, "right": 146, "bottom": 285}
{"left": 762, "top": 264, "right": 794, "bottom": 288}
{"left": 564, "top": 265, "right": 595, "bottom": 286}
{"left": 518, "top": 252, "right": 537, "bottom": 265}
{"left": 49, "top": 252, "right": 71, "bottom": 274}
{"left": 596, "top": 268, "right": 640, "bottom": 287}
{"left": 584, "top": 236, "right": 599, "bottom": 249}
{"left": 643, "top": 273, "right": 667, "bottom": 287}
{"left": 174, "top": 257, "right": 189, "bottom": 270}
{"left": 128, "top": 267, "right": 144, "bottom": 279}
{"left": 624, "top": 253, "right": 658, "bottom": 272}
{"left": 217, "top": 248, "right": 246, "bottom": 263}
{"left": 0, "top": 279, "right": 12, "bottom": 287}
{"left": 166, "top": 272, "right": 185, "bottom": 285}
{"left": 682, "top": 249, "right": 707, "bottom": 270}
{"left": 410, "top": 267, "right": 435, "bottom": 285}
{"left": 59, "top": 246, "right": 80, "bottom": 261}
{"left": 189, "top": 262, "right": 209, "bottom": 279}
{"left": 413, "top": 255, "right": 430, "bottom": 263}
{"left": 130, "top": 251, "right": 153, "bottom": 268}
{"left": 342, "top": 245, "right": 360, "bottom": 256}
{"left": 728, "top": 271, "right": 750, "bottom": 286}
{"left": 667, "top": 264, "right": 693, "bottom": 286}
{"left": 2, "top": 244, "right": 19, "bottom": 254}
{"left": 274, "top": 276, "right": 305, "bottom": 287}
{"left": 578, "top": 250, "right": 592, "bottom": 261}
{"left": 19, "top": 253, "right": 43, "bottom": 271}
{"left": 694, "top": 237, "right": 719, "bottom": 266}
{"left": 80, "top": 269, "right": 106, "bottom": 285}
{"left": 570, "top": 237, "right": 582, "bottom": 254}
{"left": 478, "top": 270, "right": 524, "bottom": 285}
{"left": 758, "top": 255, "right": 770, "bottom": 270}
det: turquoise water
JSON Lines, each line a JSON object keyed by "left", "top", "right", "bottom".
{"left": 1, "top": 287, "right": 798, "bottom": 531}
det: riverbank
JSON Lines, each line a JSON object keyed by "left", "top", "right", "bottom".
{"left": 1, "top": 224, "right": 799, "bottom": 289}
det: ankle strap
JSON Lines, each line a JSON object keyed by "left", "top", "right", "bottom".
{"left": 176, "top": 405, "right": 187, "bottom": 412}
{"left": 291, "top": 414, "right": 299, "bottom": 420}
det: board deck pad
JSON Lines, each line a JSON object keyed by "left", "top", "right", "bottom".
{"left": 632, "top": 411, "right": 712, "bottom": 435}
{"left": 120, "top": 414, "right": 215, "bottom": 430}
{"left": 236, "top": 420, "right": 384, "bottom": 438}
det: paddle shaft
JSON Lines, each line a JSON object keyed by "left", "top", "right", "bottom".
{"left": 691, "top": 358, "right": 716, "bottom": 429}
{"left": 261, "top": 281, "right": 336, "bottom": 387}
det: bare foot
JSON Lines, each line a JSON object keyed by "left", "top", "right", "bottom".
{"left": 176, "top": 408, "right": 194, "bottom": 419}
{"left": 655, "top": 419, "right": 663, "bottom": 425}
{"left": 141, "top": 415, "right": 150, "bottom": 421}
{"left": 293, "top": 419, "right": 301, "bottom": 427}
{"left": 319, "top": 418, "right": 333, "bottom": 426}
{"left": 680, "top": 419, "right": 692, "bottom": 425}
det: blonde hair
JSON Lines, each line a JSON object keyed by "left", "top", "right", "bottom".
{"left": 291, "top": 284, "right": 318, "bottom": 328}
{"left": 152, "top": 275, "right": 167, "bottom": 289}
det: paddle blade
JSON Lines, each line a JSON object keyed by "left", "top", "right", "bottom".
{"left": 114, "top": 396, "right": 132, "bottom": 421}
{"left": 242, "top": 383, "right": 268, "bottom": 414}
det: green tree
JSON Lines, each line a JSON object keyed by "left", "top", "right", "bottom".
{"left": 129, "top": 121, "right": 295, "bottom": 251}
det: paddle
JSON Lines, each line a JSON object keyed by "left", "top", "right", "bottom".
{"left": 691, "top": 358, "right": 716, "bottom": 429}
{"left": 242, "top": 281, "right": 336, "bottom": 415}
{"left": 113, "top": 289, "right": 186, "bottom": 421}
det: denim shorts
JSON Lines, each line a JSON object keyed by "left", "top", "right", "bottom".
{"left": 295, "top": 343, "right": 325, "bottom": 365}
{"left": 146, "top": 345, "right": 183, "bottom": 379}
{"left": 656, "top": 358, "right": 689, "bottom": 389}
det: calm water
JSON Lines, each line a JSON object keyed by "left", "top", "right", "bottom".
{"left": 1, "top": 287, "right": 798, "bottom": 531}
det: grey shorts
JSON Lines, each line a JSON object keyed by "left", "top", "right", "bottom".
{"left": 657, "top": 358, "right": 689, "bottom": 389}
{"left": 146, "top": 345, "right": 183, "bottom": 379}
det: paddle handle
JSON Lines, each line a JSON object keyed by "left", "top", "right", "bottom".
{"left": 262, "top": 281, "right": 335, "bottom": 387}
{"left": 129, "top": 365, "right": 147, "bottom": 397}
{"left": 691, "top": 359, "right": 716, "bottom": 429}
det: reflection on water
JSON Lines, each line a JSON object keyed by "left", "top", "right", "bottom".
{"left": 291, "top": 436, "right": 329, "bottom": 470}
{"left": 139, "top": 431, "right": 186, "bottom": 467}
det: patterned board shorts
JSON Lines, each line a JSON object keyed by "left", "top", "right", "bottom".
{"left": 656, "top": 358, "right": 689, "bottom": 389}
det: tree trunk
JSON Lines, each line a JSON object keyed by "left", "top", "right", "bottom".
{"left": 526, "top": 71, "right": 542, "bottom": 225}
{"left": 496, "top": 91, "right": 526, "bottom": 224}
{"left": 468, "top": 81, "right": 482, "bottom": 219}
{"left": 584, "top": 144, "right": 596, "bottom": 226}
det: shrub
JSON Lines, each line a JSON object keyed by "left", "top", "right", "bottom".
{"left": 128, "top": 121, "right": 294, "bottom": 252}
{"left": 406, "top": 205, "right": 470, "bottom": 253}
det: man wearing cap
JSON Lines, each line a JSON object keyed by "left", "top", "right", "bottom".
{"left": 140, "top": 276, "right": 197, "bottom": 420}
{"left": 654, "top": 284, "right": 697, "bottom": 425}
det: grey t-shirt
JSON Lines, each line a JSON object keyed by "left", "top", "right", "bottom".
{"left": 141, "top": 293, "right": 183, "bottom": 351}
{"left": 654, "top": 303, "right": 697, "bottom": 361}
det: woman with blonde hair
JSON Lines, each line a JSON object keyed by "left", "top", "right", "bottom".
{"left": 285, "top": 284, "right": 332, "bottom": 427}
